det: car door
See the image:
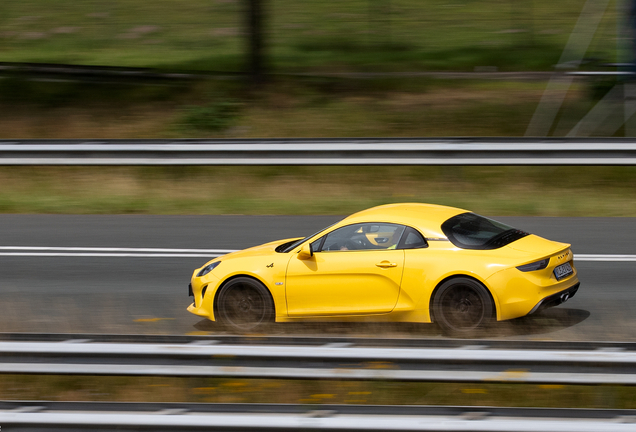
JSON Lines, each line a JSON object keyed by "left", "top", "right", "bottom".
{"left": 285, "top": 223, "right": 406, "bottom": 317}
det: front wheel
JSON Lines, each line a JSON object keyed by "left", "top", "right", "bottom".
{"left": 432, "top": 277, "right": 493, "bottom": 336}
{"left": 216, "top": 277, "right": 274, "bottom": 332}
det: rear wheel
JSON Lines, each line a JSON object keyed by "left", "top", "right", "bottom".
{"left": 432, "top": 277, "right": 493, "bottom": 336}
{"left": 216, "top": 277, "right": 274, "bottom": 332}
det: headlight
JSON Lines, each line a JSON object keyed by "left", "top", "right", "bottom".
{"left": 196, "top": 261, "right": 220, "bottom": 277}
{"left": 516, "top": 258, "right": 549, "bottom": 272}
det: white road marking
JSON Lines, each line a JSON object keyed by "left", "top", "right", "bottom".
{"left": 0, "top": 246, "right": 238, "bottom": 258}
{"left": 0, "top": 253, "right": 226, "bottom": 257}
{"left": 0, "top": 246, "right": 236, "bottom": 253}
{"left": 575, "top": 254, "right": 636, "bottom": 262}
{"left": 0, "top": 247, "right": 634, "bottom": 261}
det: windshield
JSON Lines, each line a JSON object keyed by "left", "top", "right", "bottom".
{"left": 278, "top": 222, "right": 339, "bottom": 253}
{"left": 441, "top": 213, "right": 528, "bottom": 250}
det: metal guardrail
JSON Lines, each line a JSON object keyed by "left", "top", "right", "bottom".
{"left": 0, "top": 61, "right": 203, "bottom": 83}
{"left": 0, "top": 61, "right": 556, "bottom": 83}
{"left": 4, "top": 332, "right": 636, "bottom": 350}
{"left": 2, "top": 138, "right": 636, "bottom": 165}
{"left": 2, "top": 401, "right": 636, "bottom": 432}
{"left": 1, "top": 335, "right": 635, "bottom": 385}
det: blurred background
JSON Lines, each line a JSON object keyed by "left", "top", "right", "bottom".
{"left": 0, "top": 1, "right": 635, "bottom": 217}
{"left": 0, "top": 0, "right": 633, "bottom": 139}
{"left": 1, "top": 1, "right": 635, "bottom": 413}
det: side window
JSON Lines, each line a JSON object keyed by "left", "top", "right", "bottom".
{"left": 321, "top": 223, "right": 406, "bottom": 252}
{"left": 310, "top": 236, "right": 324, "bottom": 253}
{"left": 398, "top": 227, "right": 428, "bottom": 249}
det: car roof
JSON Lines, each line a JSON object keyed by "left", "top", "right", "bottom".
{"left": 340, "top": 203, "right": 468, "bottom": 237}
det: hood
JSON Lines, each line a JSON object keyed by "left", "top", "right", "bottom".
{"left": 220, "top": 237, "right": 300, "bottom": 260}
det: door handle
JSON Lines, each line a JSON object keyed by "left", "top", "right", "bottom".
{"left": 376, "top": 261, "right": 397, "bottom": 268}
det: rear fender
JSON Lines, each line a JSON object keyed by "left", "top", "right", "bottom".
{"left": 428, "top": 274, "right": 500, "bottom": 322}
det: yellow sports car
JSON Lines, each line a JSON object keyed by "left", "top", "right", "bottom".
{"left": 187, "top": 203, "right": 579, "bottom": 335}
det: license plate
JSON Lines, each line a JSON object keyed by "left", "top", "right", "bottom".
{"left": 554, "top": 262, "right": 573, "bottom": 280}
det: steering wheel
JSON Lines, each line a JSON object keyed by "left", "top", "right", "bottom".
{"left": 345, "top": 236, "right": 370, "bottom": 250}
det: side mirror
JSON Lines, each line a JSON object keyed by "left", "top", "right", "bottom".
{"left": 297, "top": 243, "right": 313, "bottom": 260}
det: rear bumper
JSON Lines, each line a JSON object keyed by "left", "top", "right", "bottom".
{"left": 528, "top": 282, "right": 580, "bottom": 315}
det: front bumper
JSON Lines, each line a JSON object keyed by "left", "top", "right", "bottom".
{"left": 187, "top": 301, "right": 212, "bottom": 318}
{"left": 187, "top": 274, "right": 219, "bottom": 320}
{"left": 187, "top": 282, "right": 213, "bottom": 318}
{"left": 528, "top": 282, "right": 580, "bottom": 315}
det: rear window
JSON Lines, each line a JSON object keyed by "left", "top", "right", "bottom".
{"left": 441, "top": 213, "right": 528, "bottom": 250}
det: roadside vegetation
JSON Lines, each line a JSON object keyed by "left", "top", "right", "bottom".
{"left": 2, "top": 75, "right": 630, "bottom": 217}
{"left": 0, "top": 76, "right": 556, "bottom": 138}
{"left": 0, "top": 0, "right": 621, "bottom": 139}
{"left": 0, "top": 0, "right": 631, "bottom": 216}
{"left": 0, "top": 165, "right": 635, "bottom": 216}
{"left": 0, "top": 375, "right": 633, "bottom": 409}
{"left": 0, "top": 0, "right": 619, "bottom": 73}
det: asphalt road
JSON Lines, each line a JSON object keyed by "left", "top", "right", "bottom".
{"left": 0, "top": 214, "right": 634, "bottom": 341}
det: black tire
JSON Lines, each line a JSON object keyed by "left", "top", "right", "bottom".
{"left": 432, "top": 277, "right": 494, "bottom": 336}
{"left": 216, "top": 277, "right": 274, "bottom": 332}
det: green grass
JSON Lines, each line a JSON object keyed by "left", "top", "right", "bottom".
{"left": 0, "top": 0, "right": 623, "bottom": 73}
{"left": 0, "top": 1, "right": 630, "bottom": 214}
{"left": 0, "top": 375, "right": 634, "bottom": 409}
{"left": 0, "top": 76, "right": 628, "bottom": 218}
{"left": 0, "top": 76, "right": 573, "bottom": 139}
{"left": 0, "top": 166, "right": 635, "bottom": 216}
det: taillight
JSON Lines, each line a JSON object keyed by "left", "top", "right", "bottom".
{"left": 516, "top": 258, "right": 549, "bottom": 272}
